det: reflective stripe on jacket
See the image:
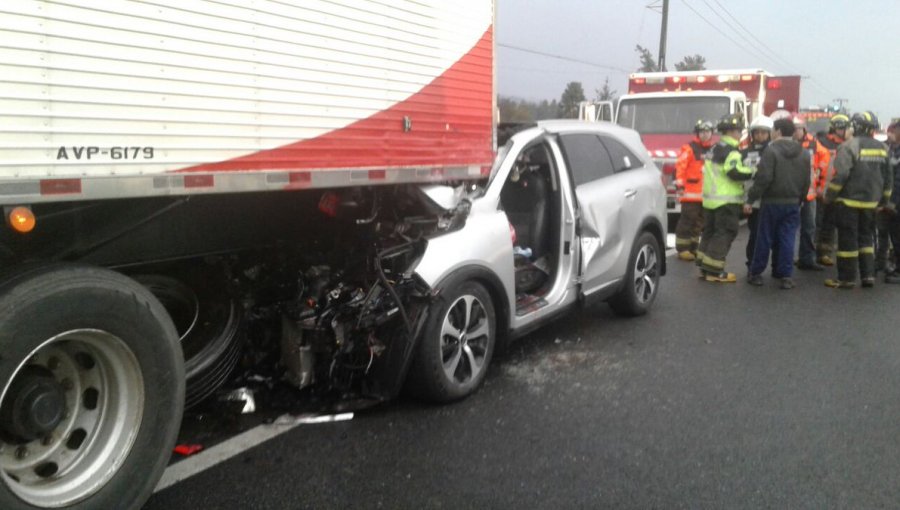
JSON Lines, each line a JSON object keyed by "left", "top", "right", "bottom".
{"left": 675, "top": 138, "right": 712, "bottom": 203}
{"left": 702, "top": 135, "right": 753, "bottom": 209}
{"left": 825, "top": 136, "right": 892, "bottom": 209}
{"left": 816, "top": 132, "right": 847, "bottom": 184}
{"left": 801, "top": 133, "right": 830, "bottom": 200}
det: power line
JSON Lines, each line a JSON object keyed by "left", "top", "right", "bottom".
{"left": 679, "top": 0, "right": 781, "bottom": 71}
{"left": 679, "top": 0, "right": 837, "bottom": 99}
{"left": 698, "top": 0, "right": 790, "bottom": 72}
{"left": 706, "top": 0, "right": 839, "bottom": 98}
{"left": 497, "top": 43, "right": 630, "bottom": 74}
{"left": 708, "top": 0, "right": 801, "bottom": 72}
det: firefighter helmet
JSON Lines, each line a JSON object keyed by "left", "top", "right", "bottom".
{"left": 830, "top": 113, "right": 850, "bottom": 130}
{"left": 749, "top": 115, "right": 773, "bottom": 133}
{"left": 851, "top": 111, "right": 879, "bottom": 134}
{"left": 717, "top": 113, "right": 745, "bottom": 133}
{"left": 693, "top": 119, "right": 714, "bottom": 133}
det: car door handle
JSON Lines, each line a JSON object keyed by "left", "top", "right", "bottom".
{"left": 624, "top": 189, "right": 637, "bottom": 198}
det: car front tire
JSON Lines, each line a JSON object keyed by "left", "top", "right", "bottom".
{"left": 609, "top": 231, "right": 661, "bottom": 316}
{"left": 407, "top": 280, "right": 496, "bottom": 403}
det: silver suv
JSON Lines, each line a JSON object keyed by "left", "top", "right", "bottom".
{"left": 407, "top": 120, "right": 668, "bottom": 401}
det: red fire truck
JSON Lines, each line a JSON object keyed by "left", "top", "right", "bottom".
{"left": 615, "top": 69, "right": 801, "bottom": 214}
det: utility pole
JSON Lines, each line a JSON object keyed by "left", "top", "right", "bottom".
{"left": 647, "top": 0, "right": 669, "bottom": 71}
{"left": 658, "top": 0, "right": 668, "bottom": 71}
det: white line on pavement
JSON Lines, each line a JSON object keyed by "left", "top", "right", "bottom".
{"left": 155, "top": 412, "right": 353, "bottom": 492}
{"left": 155, "top": 229, "right": 682, "bottom": 492}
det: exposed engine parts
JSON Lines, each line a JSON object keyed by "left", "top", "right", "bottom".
{"left": 132, "top": 185, "right": 466, "bottom": 408}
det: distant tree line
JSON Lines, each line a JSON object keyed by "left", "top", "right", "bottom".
{"left": 499, "top": 47, "right": 706, "bottom": 122}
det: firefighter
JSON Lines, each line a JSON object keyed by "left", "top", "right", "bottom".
{"left": 696, "top": 113, "right": 753, "bottom": 282}
{"left": 741, "top": 115, "right": 773, "bottom": 269}
{"left": 823, "top": 111, "right": 892, "bottom": 288}
{"left": 674, "top": 119, "right": 715, "bottom": 261}
{"left": 815, "top": 113, "right": 851, "bottom": 265}
{"left": 793, "top": 115, "right": 830, "bottom": 270}
{"left": 883, "top": 121, "right": 900, "bottom": 283}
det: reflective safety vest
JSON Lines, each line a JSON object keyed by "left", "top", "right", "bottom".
{"left": 702, "top": 135, "right": 754, "bottom": 209}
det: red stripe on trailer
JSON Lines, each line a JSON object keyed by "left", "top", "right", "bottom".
{"left": 368, "top": 169, "right": 386, "bottom": 180}
{"left": 178, "top": 27, "right": 494, "bottom": 174}
{"left": 184, "top": 175, "right": 214, "bottom": 188}
{"left": 289, "top": 172, "right": 311, "bottom": 185}
{"left": 40, "top": 179, "right": 81, "bottom": 195}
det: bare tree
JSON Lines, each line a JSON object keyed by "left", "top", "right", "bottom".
{"left": 595, "top": 77, "right": 618, "bottom": 101}
{"left": 635, "top": 45, "right": 657, "bottom": 72}
{"left": 674, "top": 54, "right": 707, "bottom": 71}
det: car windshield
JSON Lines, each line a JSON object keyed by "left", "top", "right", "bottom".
{"left": 616, "top": 96, "right": 731, "bottom": 134}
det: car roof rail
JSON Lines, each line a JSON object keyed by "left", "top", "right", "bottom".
{"left": 497, "top": 122, "right": 538, "bottom": 146}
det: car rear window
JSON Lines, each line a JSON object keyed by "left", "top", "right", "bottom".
{"left": 600, "top": 136, "right": 641, "bottom": 173}
{"left": 558, "top": 134, "right": 615, "bottom": 185}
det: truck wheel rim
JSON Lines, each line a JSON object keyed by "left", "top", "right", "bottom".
{"left": 0, "top": 329, "right": 144, "bottom": 507}
{"left": 633, "top": 243, "right": 659, "bottom": 304}
{"left": 440, "top": 295, "right": 490, "bottom": 384}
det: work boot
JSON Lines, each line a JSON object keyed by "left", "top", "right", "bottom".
{"left": 824, "top": 278, "right": 854, "bottom": 289}
{"left": 678, "top": 251, "right": 696, "bottom": 262}
{"left": 796, "top": 261, "right": 825, "bottom": 271}
{"left": 885, "top": 271, "right": 900, "bottom": 284}
{"left": 818, "top": 255, "right": 834, "bottom": 266}
{"left": 861, "top": 277, "right": 875, "bottom": 288}
{"left": 747, "top": 274, "right": 764, "bottom": 286}
{"left": 705, "top": 271, "right": 737, "bottom": 283}
{"left": 780, "top": 278, "right": 794, "bottom": 290}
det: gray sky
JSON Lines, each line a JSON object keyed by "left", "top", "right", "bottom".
{"left": 497, "top": 0, "right": 900, "bottom": 123}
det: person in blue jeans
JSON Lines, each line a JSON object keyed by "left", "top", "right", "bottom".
{"left": 744, "top": 118, "right": 811, "bottom": 289}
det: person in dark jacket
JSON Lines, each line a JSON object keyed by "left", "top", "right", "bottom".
{"left": 823, "top": 111, "right": 893, "bottom": 288}
{"left": 741, "top": 115, "right": 772, "bottom": 269}
{"left": 883, "top": 121, "right": 900, "bottom": 283}
{"left": 744, "top": 118, "right": 811, "bottom": 289}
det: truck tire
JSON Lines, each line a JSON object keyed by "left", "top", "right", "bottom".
{"left": 608, "top": 231, "right": 661, "bottom": 317}
{"left": 407, "top": 280, "right": 495, "bottom": 403}
{"left": 0, "top": 265, "right": 184, "bottom": 510}
{"left": 134, "top": 274, "right": 243, "bottom": 408}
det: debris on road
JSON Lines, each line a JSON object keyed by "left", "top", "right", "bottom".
{"left": 173, "top": 444, "right": 204, "bottom": 456}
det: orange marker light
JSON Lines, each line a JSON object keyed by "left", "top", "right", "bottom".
{"left": 8, "top": 206, "right": 35, "bottom": 233}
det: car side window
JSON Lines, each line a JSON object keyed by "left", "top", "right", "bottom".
{"left": 600, "top": 136, "right": 641, "bottom": 173}
{"left": 558, "top": 134, "right": 615, "bottom": 185}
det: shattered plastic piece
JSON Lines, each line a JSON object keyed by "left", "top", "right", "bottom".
{"left": 223, "top": 387, "right": 256, "bottom": 414}
{"left": 173, "top": 444, "right": 203, "bottom": 456}
{"left": 513, "top": 246, "right": 532, "bottom": 258}
{"left": 272, "top": 412, "right": 354, "bottom": 426}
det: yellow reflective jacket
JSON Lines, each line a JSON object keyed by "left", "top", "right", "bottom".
{"left": 702, "top": 135, "right": 753, "bottom": 209}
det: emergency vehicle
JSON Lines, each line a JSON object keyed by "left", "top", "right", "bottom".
{"left": 615, "top": 69, "right": 801, "bottom": 214}
{"left": 0, "top": 2, "right": 496, "bottom": 508}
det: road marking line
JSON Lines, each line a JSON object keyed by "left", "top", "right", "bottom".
{"left": 155, "top": 412, "right": 353, "bottom": 492}
{"left": 155, "top": 228, "right": 685, "bottom": 491}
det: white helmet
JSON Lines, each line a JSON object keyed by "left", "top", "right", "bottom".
{"left": 749, "top": 115, "right": 774, "bottom": 133}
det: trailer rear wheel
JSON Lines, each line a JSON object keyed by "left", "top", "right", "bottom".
{"left": 0, "top": 265, "right": 183, "bottom": 510}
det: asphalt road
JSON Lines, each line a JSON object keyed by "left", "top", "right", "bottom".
{"left": 146, "top": 226, "right": 900, "bottom": 509}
